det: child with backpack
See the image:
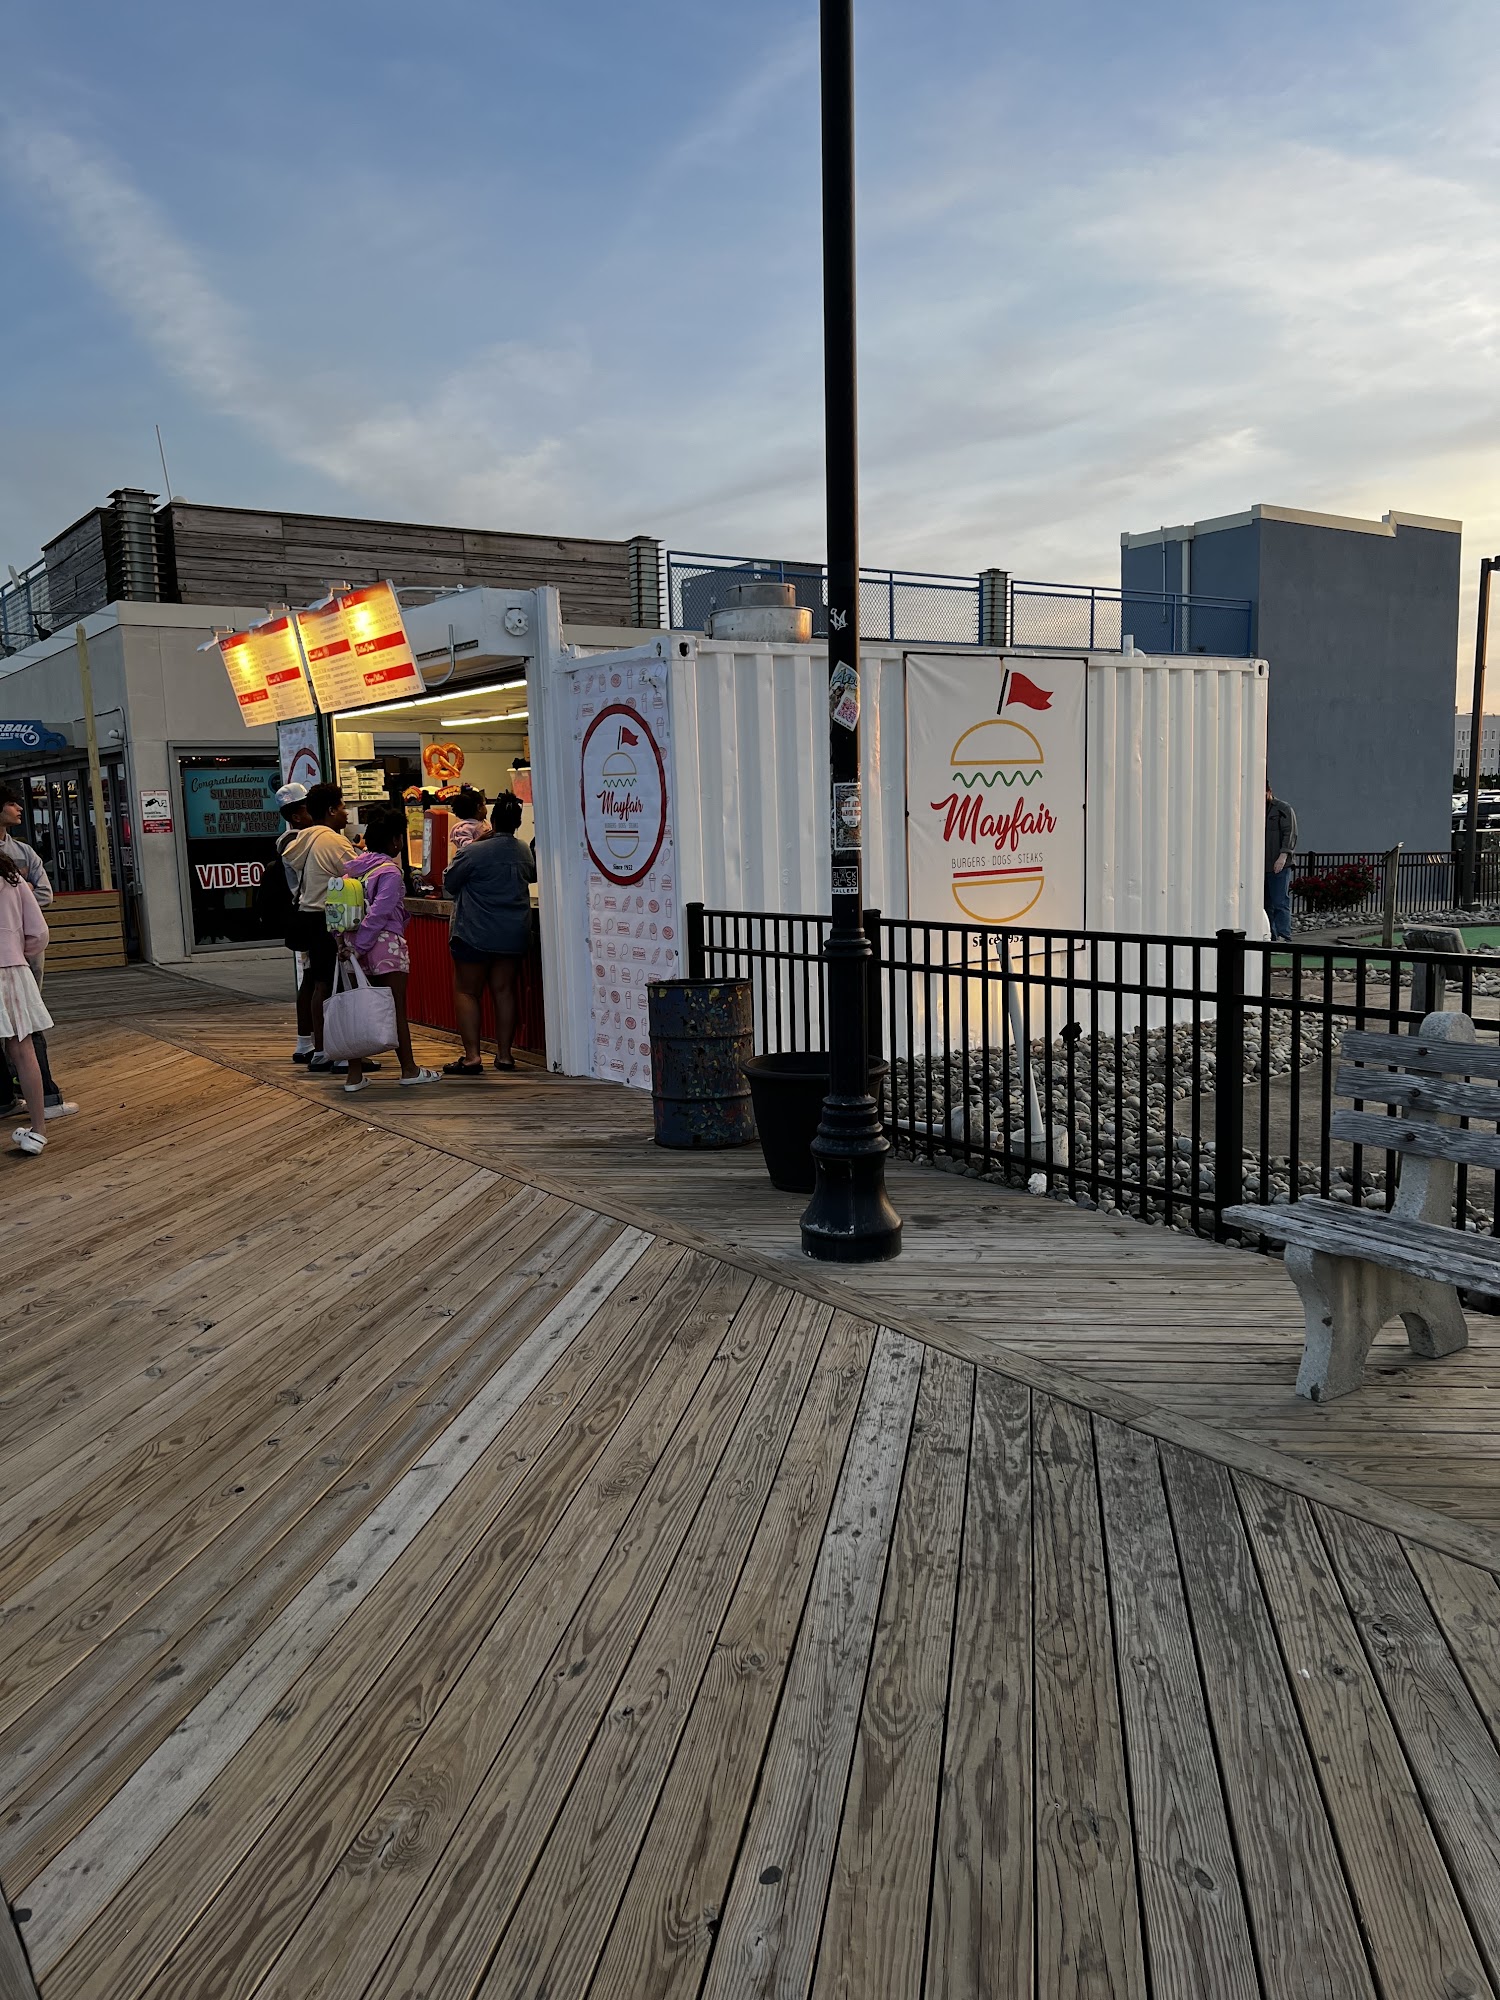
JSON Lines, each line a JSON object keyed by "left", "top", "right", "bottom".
{"left": 331, "top": 803, "right": 441, "bottom": 1094}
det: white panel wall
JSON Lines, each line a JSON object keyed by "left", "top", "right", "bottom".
{"left": 1085, "top": 655, "right": 1268, "bottom": 939}
{"left": 528, "top": 588, "right": 1270, "bottom": 1078}
{"left": 668, "top": 636, "right": 909, "bottom": 919}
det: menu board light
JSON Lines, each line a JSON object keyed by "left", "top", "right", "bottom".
{"left": 295, "top": 581, "right": 426, "bottom": 713}
{"left": 216, "top": 615, "right": 316, "bottom": 725}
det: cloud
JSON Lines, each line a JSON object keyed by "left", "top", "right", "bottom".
{"left": 0, "top": 116, "right": 584, "bottom": 525}
{"left": 6, "top": 64, "right": 1500, "bottom": 689}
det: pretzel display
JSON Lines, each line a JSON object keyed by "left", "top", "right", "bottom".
{"left": 422, "top": 741, "right": 465, "bottom": 784}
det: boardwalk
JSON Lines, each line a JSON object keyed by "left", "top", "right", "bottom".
{"left": 156, "top": 980, "right": 1500, "bottom": 1544}
{"left": 2, "top": 976, "right": 1500, "bottom": 1998}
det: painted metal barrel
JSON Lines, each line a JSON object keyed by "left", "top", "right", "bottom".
{"left": 647, "top": 978, "right": 756, "bottom": 1149}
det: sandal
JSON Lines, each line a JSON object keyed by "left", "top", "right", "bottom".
{"left": 493, "top": 1056, "right": 516, "bottom": 1072}
{"left": 442, "top": 1058, "right": 485, "bottom": 1077}
{"left": 400, "top": 1067, "right": 444, "bottom": 1087}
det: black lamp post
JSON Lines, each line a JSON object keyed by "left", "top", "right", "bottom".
{"left": 800, "top": 0, "right": 902, "bottom": 1263}
{"left": 1462, "top": 556, "right": 1499, "bottom": 909}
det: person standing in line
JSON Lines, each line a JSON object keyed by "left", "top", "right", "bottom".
{"left": 446, "top": 787, "right": 490, "bottom": 855}
{"left": 441, "top": 792, "right": 536, "bottom": 1076}
{"left": 1266, "top": 780, "right": 1298, "bottom": 944}
{"left": 0, "top": 784, "right": 77, "bottom": 1120}
{"left": 0, "top": 849, "right": 56, "bottom": 1155}
{"left": 269, "top": 783, "right": 316, "bottom": 1063}
{"left": 280, "top": 783, "right": 358, "bottom": 1073}
{"left": 336, "top": 804, "right": 442, "bottom": 1093}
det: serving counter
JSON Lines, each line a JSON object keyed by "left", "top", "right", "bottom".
{"left": 403, "top": 897, "right": 545, "bottom": 1057}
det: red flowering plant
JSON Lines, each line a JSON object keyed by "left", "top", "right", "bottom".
{"left": 1291, "top": 863, "right": 1377, "bottom": 912}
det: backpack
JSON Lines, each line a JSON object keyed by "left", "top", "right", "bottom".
{"left": 254, "top": 834, "right": 298, "bottom": 939}
{"left": 324, "top": 871, "right": 367, "bottom": 933}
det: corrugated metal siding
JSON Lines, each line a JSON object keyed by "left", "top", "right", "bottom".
{"left": 668, "top": 638, "right": 909, "bottom": 918}
{"left": 1084, "top": 656, "right": 1267, "bottom": 938}
{"left": 670, "top": 642, "right": 1267, "bottom": 938}
{"left": 532, "top": 596, "right": 1270, "bottom": 1077}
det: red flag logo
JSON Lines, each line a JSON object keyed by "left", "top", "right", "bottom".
{"left": 618, "top": 724, "right": 640, "bottom": 746}
{"left": 1004, "top": 671, "right": 1052, "bottom": 712}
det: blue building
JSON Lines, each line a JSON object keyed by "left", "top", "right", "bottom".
{"left": 1121, "top": 505, "right": 1461, "bottom": 853}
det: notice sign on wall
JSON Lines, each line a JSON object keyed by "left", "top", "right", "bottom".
{"left": 139, "top": 789, "right": 173, "bottom": 834}
{"left": 217, "top": 616, "right": 314, "bottom": 725}
{"left": 568, "top": 656, "right": 678, "bottom": 1091}
{"left": 906, "top": 653, "right": 1086, "bottom": 927}
{"left": 295, "top": 582, "right": 425, "bottom": 713}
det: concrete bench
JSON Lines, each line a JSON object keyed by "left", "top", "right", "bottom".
{"left": 1224, "top": 1010, "right": 1500, "bottom": 1400}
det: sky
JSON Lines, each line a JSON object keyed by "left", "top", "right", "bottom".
{"left": 2, "top": 0, "right": 1497, "bottom": 691}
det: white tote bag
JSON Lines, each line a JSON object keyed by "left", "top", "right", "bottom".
{"left": 321, "top": 951, "right": 398, "bottom": 1061}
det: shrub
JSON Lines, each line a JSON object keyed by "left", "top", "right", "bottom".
{"left": 1291, "top": 862, "right": 1377, "bottom": 912}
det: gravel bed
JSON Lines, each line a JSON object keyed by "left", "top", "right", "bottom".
{"left": 889, "top": 1018, "right": 1498, "bottom": 1240}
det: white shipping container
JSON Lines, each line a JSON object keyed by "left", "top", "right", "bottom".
{"left": 523, "top": 591, "right": 1269, "bottom": 1081}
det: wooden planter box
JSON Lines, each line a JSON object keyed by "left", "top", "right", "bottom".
{"left": 45, "top": 890, "right": 127, "bottom": 970}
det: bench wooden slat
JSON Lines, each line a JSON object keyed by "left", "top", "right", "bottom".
{"left": 1328, "top": 1108, "right": 1500, "bottom": 1172}
{"left": 1240, "top": 1196, "right": 1500, "bottom": 1263}
{"left": 1222, "top": 1200, "right": 1500, "bottom": 1292}
{"left": 1334, "top": 1066, "right": 1500, "bottom": 1124}
{"left": 1340, "top": 1029, "right": 1500, "bottom": 1082}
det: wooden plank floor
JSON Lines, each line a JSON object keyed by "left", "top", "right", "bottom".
{"left": 134, "top": 982, "right": 1500, "bottom": 1542}
{"left": 0, "top": 987, "right": 1498, "bottom": 1996}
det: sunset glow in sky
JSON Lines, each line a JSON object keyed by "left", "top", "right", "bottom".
{"left": 3, "top": 0, "right": 1497, "bottom": 676}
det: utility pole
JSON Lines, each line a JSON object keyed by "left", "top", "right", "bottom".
{"left": 800, "top": 0, "right": 901, "bottom": 1263}
{"left": 1463, "top": 556, "right": 1498, "bottom": 908}
{"left": 75, "top": 623, "right": 114, "bottom": 892}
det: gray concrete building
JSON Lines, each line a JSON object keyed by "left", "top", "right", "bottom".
{"left": 1121, "top": 504, "right": 1462, "bottom": 852}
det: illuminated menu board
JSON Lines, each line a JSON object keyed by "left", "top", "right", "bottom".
{"left": 217, "top": 615, "right": 315, "bottom": 725}
{"left": 295, "top": 582, "right": 425, "bottom": 713}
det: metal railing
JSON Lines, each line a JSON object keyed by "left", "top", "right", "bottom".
{"left": 667, "top": 552, "right": 983, "bottom": 645}
{"left": 1009, "top": 579, "right": 1253, "bottom": 656}
{"left": 665, "top": 551, "right": 1253, "bottom": 655}
{"left": 690, "top": 904, "right": 1500, "bottom": 1245}
{"left": 1290, "top": 842, "right": 1500, "bottom": 920}
{"left": 0, "top": 557, "right": 51, "bottom": 655}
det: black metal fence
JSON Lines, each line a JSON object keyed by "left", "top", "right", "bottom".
{"left": 1288, "top": 843, "right": 1500, "bottom": 920}
{"left": 690, "top": 904, "right": 1500, "bottom": 1245}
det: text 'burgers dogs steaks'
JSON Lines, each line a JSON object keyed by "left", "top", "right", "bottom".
{"left": 906, "top": 654, "right": 1086, "bottom": 929}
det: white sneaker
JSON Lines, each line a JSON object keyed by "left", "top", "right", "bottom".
{"left": 12, "top": 1127, "right": 46, "bottom": 1155}
{"left": 44, "top": 1100, "right": 79, "bottom": 1120}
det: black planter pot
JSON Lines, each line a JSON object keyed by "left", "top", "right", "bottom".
{"left": 741, "top": 1051, "right": 889, "bottom": 1194}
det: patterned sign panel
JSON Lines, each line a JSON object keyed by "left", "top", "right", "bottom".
{"left": 567, "top": 656, "right": 678, "bottom": 1089}
{"left": 906, "top": 653, "right": 1086, "bottom": 927}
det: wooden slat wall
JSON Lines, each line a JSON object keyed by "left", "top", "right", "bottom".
{"left": 162, "top": 504, "right": 639, "bottom": 626}
{"left": 44, "top": 892, "right": 126, "bottom": 971}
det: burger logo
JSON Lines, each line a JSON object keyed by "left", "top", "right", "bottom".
{"left": 581, "top": 702, "right": 668, "bottom": 886}
{"left": 929, "top": 669, "right": 1057, "bottom": 922}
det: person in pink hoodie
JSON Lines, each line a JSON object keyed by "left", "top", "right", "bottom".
{"left": 0, "top": 850, "right": 54, "bottom": 1154}
{"left": 337, "top": 804, "right": 441, "bottom": 1094}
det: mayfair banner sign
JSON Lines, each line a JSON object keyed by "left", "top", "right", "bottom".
{"left": 906, "top": 653, "right": 1086, "bottom": 928}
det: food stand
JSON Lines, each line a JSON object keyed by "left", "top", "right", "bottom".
{"left": 214, "top": 581, "right": 549, "bottom": 1059}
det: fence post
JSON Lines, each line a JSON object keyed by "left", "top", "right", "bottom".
{"left": 862, "top": 906, "right": 883, "bottom": 1063}
{"left": 1213, "top": 928, "right": 1246, "bottom": 1237}
{"left": 685, "top": 901, "right": 706, "bottom": 980}
{"left": 1381, "top": 843, "right": 1402, "bottom": 948}
{"left": 978, "top": 569, "right": 1010, "bottom": 648}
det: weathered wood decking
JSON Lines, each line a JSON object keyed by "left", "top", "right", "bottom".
{"left": 151, "top": 980, "right": 1500, "bottom": 1543}
{"left": 2, "top": 977, "right": 1500, "bottom": 1997}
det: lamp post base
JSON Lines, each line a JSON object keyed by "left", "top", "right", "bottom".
{"left": 800, "top": 1090, "right": 903, "bottom": 1262}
